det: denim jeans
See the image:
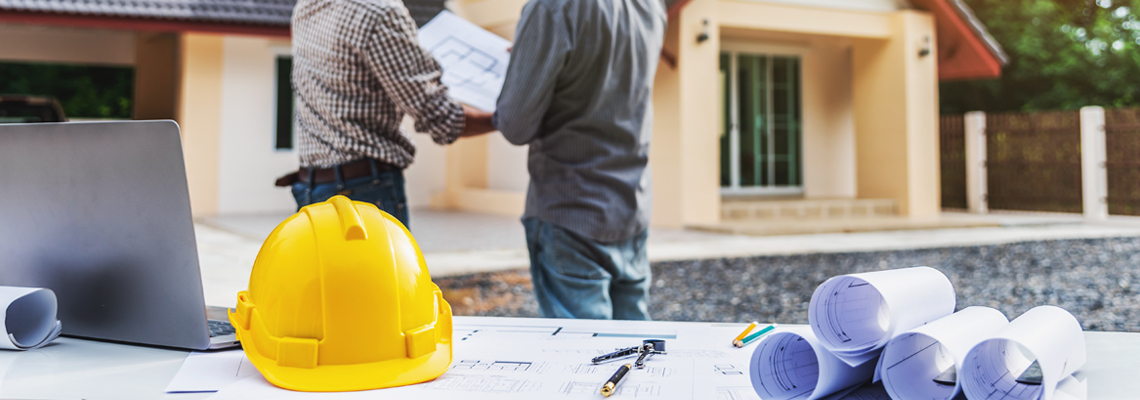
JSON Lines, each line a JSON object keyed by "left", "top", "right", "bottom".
{"left": 291, "top": 166, "right": 410, "bottom": 228}
{"left": 523, "top": 217, "right": 651, "bottom": 320}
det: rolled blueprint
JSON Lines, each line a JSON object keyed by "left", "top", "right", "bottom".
{"left": 808, "top": 266, "right": 956, "bottom": 366}
{"left": 749, "top": 327, "right": 877, "bottom": 400}
{"left": 879, "top": 306, "right": 1009, "bottom": 400}
{"left": 961, "top": 306, "right": 1086, "bottom": 400}
{"left": 0, "top": 286, "right": 63, "bottom": 350}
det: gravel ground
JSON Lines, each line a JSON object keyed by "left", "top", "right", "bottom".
{"left": 436, "top": 236, "right": 1140, "bottom": 331}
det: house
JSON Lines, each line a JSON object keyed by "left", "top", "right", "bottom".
{"left": 0, "top": 0, "right": 1007, "bottom": 233}
{"left": 438, "top": 0, "right": 1010, "bottom": 234}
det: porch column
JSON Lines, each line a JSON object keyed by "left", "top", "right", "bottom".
{"left": 649, "top": 0, "right": 721, "bottom": 228}
{"left": 851, "top": 10, "right": 940, "bottom": 217}
{"left": 176, "top": 33, "right": 225, "bottom": 217}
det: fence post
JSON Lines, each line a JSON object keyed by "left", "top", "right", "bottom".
{"left": 1081, "top": 106, "right": 1108, "bottom": 220}
{"left": 964, "top": 111, "right": 988, "bottom": 213}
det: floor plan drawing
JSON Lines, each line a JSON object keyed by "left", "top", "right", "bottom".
{"left": 428, "top": 37, "right": 504, "bottom": 101}
{"left": 417, "top": 11, "right": 511, "bottom": 112}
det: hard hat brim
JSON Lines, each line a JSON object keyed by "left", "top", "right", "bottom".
{"left": 235, "top": 327, "right": 453, "bottom": 392}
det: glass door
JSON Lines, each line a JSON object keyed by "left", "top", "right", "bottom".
{"left": 719, "top": 50, "right": 803, "bottom": 195}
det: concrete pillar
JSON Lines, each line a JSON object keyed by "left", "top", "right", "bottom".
{"left": 176, "top": 33, "right": 225, "bottom": 217}
{"left": 1081, "top": 106, "right": 1108, "bottom": 219}
{"left": 964, "top": 111, "right": 987, "bottom": 213}
{"left": 852, "top": 10, "right": 940, "bottom": 217}
{"left": 649, "top": 0, "right": 721, "bottom": 228}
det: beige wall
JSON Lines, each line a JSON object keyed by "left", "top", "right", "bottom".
{"left": 852, "top": 11, "right": 940, "bottom": 216}
{"left": 215, "top": 36, "right": 299, "bottom": 215}
{"left": 0, "top": 23, "right": 135, "bottom": 66}
{"left": 177, "top": 33, "right": 225, "bottom": 217}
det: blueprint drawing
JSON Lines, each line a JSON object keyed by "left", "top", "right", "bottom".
{"left": 418, "top": 11, "right": 511, "bottom": 112}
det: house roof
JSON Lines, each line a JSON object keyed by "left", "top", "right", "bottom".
{"left": 0, "top": 0, "right": 445, "bottom": 36}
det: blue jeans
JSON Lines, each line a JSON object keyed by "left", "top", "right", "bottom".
{"left": 291, "top": 166, "right": 410, "bottom": 228}
{"left": 523, "top": 217, "right": 651, "bottom": 320}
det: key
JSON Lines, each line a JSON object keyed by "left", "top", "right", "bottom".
{"left": 634, "top": 339, "right": 666, "bottom": 369}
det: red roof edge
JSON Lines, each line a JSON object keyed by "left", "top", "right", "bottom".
{"left": 909, "top": 0, "right": 1004, "bottom": 81}
{"left": 0, "top": 10, "right": 291, "bottom": 38}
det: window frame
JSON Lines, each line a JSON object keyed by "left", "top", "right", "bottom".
{"left": 719, "top": 41, "right": 808, "bottom": 197}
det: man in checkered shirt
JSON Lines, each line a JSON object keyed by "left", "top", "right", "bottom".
{"left": 281, "top": 0, "right": 495, "bottom": 228}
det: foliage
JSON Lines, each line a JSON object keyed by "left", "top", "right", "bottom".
{"left": 0, "top": 62, "right": 134, "bottom": 119}
{"left": 941, "top": 0, "right": 1140, "bottom": 114}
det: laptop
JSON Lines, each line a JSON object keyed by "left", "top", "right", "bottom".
{"left": 0, "top": 120, "right": 239, "bottom": 350}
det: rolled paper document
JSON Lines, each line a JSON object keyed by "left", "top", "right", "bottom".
{"left": 749, "top": 327, "right": 878, "bottom": 400}
{"left": 880, "top": 306, "right": 1010, "bottom": 400}
{"left": 808, "top": 266, "right": 956, "bottom": 366}
{"left": 961, "top": 306, "right": 1086, "bottom": 400}
{"left": 0, "top": 286, "right": 63, "bottom": 350}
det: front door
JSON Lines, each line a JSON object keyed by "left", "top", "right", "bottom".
{"left": 719, "top": 48, "right": 803, "bottom": 196}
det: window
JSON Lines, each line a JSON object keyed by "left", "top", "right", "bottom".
{"left": 274, "top": 56, "right": 295, "bottom": 150}
{"left": 719, "top": 50, "right": 803, "bottom": 195}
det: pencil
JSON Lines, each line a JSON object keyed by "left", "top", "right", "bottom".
{"left": 731, "top": 321, "right": 759, "bottom": 347}
{"left": 736, "top": 324, "right": 776, "bottom": 347}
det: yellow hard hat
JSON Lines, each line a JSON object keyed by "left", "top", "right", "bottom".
{"left": 229, "top": 195, "right": 453, "bottom": 392}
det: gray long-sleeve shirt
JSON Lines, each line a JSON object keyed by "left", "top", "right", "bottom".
{"left": 493, "top": 0, "right": 666, "bottom": 242}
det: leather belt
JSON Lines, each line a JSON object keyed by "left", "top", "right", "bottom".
{"left": 275, "top": 158, "right": 398, "bottom": 187}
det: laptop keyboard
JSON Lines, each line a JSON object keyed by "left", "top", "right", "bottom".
{"left": 208, "top": 320, "right": 236, "bottom": 337}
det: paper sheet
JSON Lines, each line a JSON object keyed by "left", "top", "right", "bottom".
{"left": 0, "top": 286, "right": 62, "bottom": 350}
{"left": 748, "top": 327, "right": 877, "bottom": 400}
{"left": 960, "top": 306, "right": 1086, "bottom": 400}
{"left": 879, "top": 306, "right": 1009, "bottom": 400}
{"left": 808, "top": 267, "right": 956, "bottom": 366}
{"left": 165, "top": 349, "right": 259, "bottom": 393}
{"left": 418, "top": 11, "right": 511, "bottom": 112}
{"left": 204, "top": 318, "right": 764, "bottom": 399}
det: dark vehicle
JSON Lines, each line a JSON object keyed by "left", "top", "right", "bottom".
{"left": 0, "top": 96, "right": 66, "bottom": 123}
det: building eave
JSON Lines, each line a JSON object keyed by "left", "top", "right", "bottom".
{"left": 0, "top": 9, "right": 291, "bottom": 37}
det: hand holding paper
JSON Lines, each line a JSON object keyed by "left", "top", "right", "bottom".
{"left": 0, "top": 286, "right": 62, "bottom": 350}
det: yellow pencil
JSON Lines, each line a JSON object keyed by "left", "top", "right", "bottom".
{"left": 731, "top": 321, "right": 759, "bottom": 347}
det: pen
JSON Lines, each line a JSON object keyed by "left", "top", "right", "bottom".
{"left": 731, "top": 321, "right": 759, "bottom": 347}
{"left": 600, "top": 363, "right": 632, "bottom": 397}
{"left": 735, "top": 324, "right": 776, "bottom": 347}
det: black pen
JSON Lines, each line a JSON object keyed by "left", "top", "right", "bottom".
{"left": 600, "top": 363, "right": 632, "bottom": 397}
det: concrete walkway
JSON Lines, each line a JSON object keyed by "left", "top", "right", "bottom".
{"left": 194, "top": 210, "right": 1140, "bottom": 307}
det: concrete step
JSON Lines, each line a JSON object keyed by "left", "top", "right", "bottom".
{"left": 721, "top": 198, "right": 898, "bottom": 221}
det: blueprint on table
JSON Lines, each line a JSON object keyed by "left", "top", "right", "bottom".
{"left": 204, "top": 317, "right": 770, "bottom": 399}
{"left": 418, "top": 11, "right": 511, "bottom": 112}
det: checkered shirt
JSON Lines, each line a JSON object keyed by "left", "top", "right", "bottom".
{"left": 291, "top": 0, "right": 464, "bottom": 168}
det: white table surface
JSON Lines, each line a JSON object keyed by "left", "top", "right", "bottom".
{"left": 0, "top": 317, "right": 1136, "bottom": 400}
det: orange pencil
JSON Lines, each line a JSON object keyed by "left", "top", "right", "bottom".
{"left": 731, "top": 321, "right": 759, "bottom": 347}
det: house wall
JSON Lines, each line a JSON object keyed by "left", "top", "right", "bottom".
{"left": 215, "top": 36, "right": 298, "bottom": 215}
{"left": 852, "top": 11, "right": 940, "bottom": 216}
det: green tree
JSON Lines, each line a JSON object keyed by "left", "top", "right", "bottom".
{"left": 0, "top": 62, "right": 133, "bottom": 119}
{"left": 942, "top": 0, "right": 1140, "bottom": 114}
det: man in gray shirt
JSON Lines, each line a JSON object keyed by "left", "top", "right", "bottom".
{"left": 493, "top": 0, "right": 666, "bottom": 320}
